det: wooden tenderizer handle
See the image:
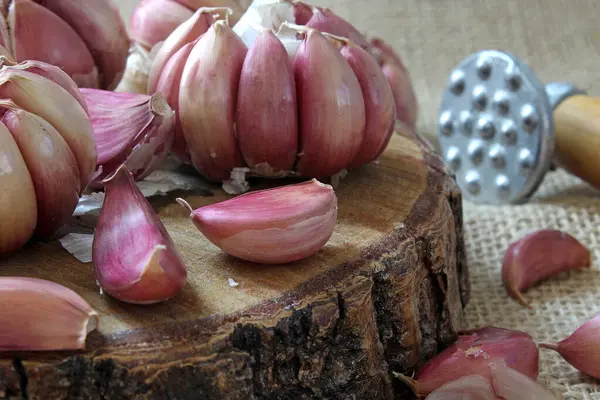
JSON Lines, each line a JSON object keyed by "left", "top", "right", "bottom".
{"left": 553, "top": 95, "right": 600, "bottom": 190}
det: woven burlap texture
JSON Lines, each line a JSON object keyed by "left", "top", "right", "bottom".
{"left": 117, "top": 0, "right": 600, "bottom": 397}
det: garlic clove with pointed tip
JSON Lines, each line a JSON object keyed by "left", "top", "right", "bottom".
{"left": 93, "top": 164, "right": 188, "bottom": 304}
{"left": 130, "top": 0, "right": 194, "bottom": 51}
{"left": 177, "top": 179, "right": 337, "bottom": 264}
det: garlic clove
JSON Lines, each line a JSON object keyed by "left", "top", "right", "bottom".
{"left": 502, "top": 229, "right": 591, "bottom": 307}
{"left": 0, "top": 120, "right": 37, "bottom": 254}
{"left": 147, "top": 7, "right": 216, "bottom": 94}
{"left": 39, "top": 0, "right": 130, "bottom": 90}
{"left": 293, "top": 28, "right": 365, "bottom": 178}
{"left": 369, "top": 37, "right": 408, "bottom": 70}
{"left": 336, "top": 38, "right": 396, "bottom": 167}
{"left": 292, "top": 0, "right": 313, "bottom": 24}
{"left": 80, "top": 88, "right": 175, "bottom": 189}
{"left": 177, "top": 178, "right": 338, "bottom": 264}
{"left": 0, "top": 68, "right": 97, "bottom": 190}
{"left": 129, "top": 0, "right": 194, "bottom": 51}
{"left": 155, "top": 41, "right": 196, "bottom": 164}
{"left": 93, "top": 164, "right": 188, "bottom": 304}
{"left": 396, "top": 327, "right": 539, "bottom": 397}
{"left": 0, "top": 58, "right": 89, "bottom": 114}
{"left": 488, "top": 363, "right": 556, "bottom": 399}
{"left": 0, "top": 277, "right": 98, "bottom": 351}
{"left": 381, "top": 60, "right": 419, "bottom": 132}
{"left": 425, "top": 375, "right": 498, "bottom": 400}
{"left": 305, "top": 7, "right": 369, "bottom": 50}
{"left": 236, "top": 28, "right": 298, "bottom": 175}
{"left": 539, "top": 314, "right": 600, "bottom": 379}
{"left": 1, "top": 100, "right": 80, "bottom": 239}
{"left": 8, "top": 0, "right": 99, "bottom": 88}
{"left": 179, "top": 20, "right": 247, "bottom": 181}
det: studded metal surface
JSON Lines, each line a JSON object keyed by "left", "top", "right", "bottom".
{"left": 438, "top": 50, "right": 555, "bottom": 204}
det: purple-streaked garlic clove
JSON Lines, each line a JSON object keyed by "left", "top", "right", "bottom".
{"left": 395, "top": 327, "right": 539, "bottom": 397}
{"left": 0, "top": 58, "right": 89, "bottom": 114}
{"left": 381, "top": 60, "right": 419, "bottom": 131}
{"left": 0, "top": 67, "right": 96, "bottom": 189}
{"left": 502, "top": 229, "right": 591, "bottom": 307}
{"left": 147, "top": 7, "right": 217, "bottom": 94}
{"left": 179, "top": 20, "right": 247, "bottom": 181}
{"left": 129, "top": 0, "right": 194, "bottom": 51}
{"left": 0, "top": 100, "right": 80, "bottom": 239}
{"left": 293, "top": 28, "right": 365, "bottom": 177}
{"left": 540, "top": 314, "right": 600, "bottom": 379}
{"left": 291, "top": 0, "right": 313, "bottom": 24}
{"left": 0, "top": 120, "right": 37, "bottom": 253}
{"left": 177, "top": 179, "right": 337, "bottom": 264}
{"left": 305, "top": 6, "right": 369, "bottom": 49}
{"left": 236, "top": 28, "right": 298, "bottom": 175}
{"left": 0, "top": 277, "right": 98, "bottom": 351}
{"left": 155, "top": 40, "right": 197, "bottom": 164}
{"left": 93, "top": 165, "right": 188, "bottom": 304}
{"left": 37, "top": 0, "right": 130, "bottom": 90}
{"left": 331, "top": 36, "right": 396, "bottom": 166}
{"left": 80, "top": 88, "right": 175, "bottom": 189}
{"left": 9, "top": 0, "right": 99, "bottom": 88}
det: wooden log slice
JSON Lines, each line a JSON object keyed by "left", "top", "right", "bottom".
{"left": 0, "top": 125, "right": 469, "bottom": 399}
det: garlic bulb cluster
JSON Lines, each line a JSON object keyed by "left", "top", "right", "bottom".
{"left": 0, "top": 61, "right": 96, "bottom": 254}
{"left": 148, "top": 0, "right": 415, "bottom": 183}
{"left": 0, "top": 0, "right": 129, "bottom": 90}
{"left": 130, "top": 0, "right": 253, "bottom": 51}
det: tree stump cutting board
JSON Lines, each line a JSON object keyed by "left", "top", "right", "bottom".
{"left": 0, "top": 126, "right": 469, "bottom": 400}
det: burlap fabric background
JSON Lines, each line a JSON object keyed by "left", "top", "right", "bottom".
{"left": 118, "top": 1, "right": 600, "bottom": 397}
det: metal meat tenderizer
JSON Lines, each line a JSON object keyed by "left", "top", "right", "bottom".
{"left": 437, "top": 49, "right": 600, "bottom": 205}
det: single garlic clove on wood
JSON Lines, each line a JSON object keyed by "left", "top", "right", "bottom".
{"left": 0, "top": 58, "right": 89, "bottom": 114}
{"left": 9, "top": 0, "right": 99, "bottom": 88}
{"left": 305, "top": 7, "right": 369, "bottom": 50}
{"left": 0, "top": 120, "right": 37, "bottom": 254}
{"left": 93, "top": 165, "right": 188, "bottom": 304}
{"left": 293, "top": 28, "right": 365, "bottom": 178}
{"left": 80, "top": 89, "right": 175, "bottom": 189}
{"left": 0, "top": 277, "right": 99, "bottom": 351}
{"left": 129, "top": 0, "right": 194, "bottom": 51}
{"left": 177, "top": 179, "right": 338, "bottom": 264}
{"left": 395, "top": 327, "right": 539, "bottom": 397}
{"left": 155, "top": 41, "right": 197, "bottom": 164}
{"left": 335, "top": 38, "right": 396, "bottom": 166}
{"left": 236, "top": 28, "right": 298, "bottom": 175}
{"left": 179, "top": 20, "right": 247, "bottom": 181}
{"left": 39, "top": 0, "right": 130, "bottom": 90}
{"left": 0, "top": 68, "right": 96, "bottom": 190}
{"left": 539, "top": 314, "right": 600, "bottom": 379}
{"left": 1, "top": 100, "right": 80, "bottom": 239}
{"left": 502, "top": 229, "right": 591, "bottom": 307}
{"left": 147, "top": 7, "right": 216, "bottom": 94}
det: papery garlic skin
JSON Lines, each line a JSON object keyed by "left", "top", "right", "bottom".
{"left": 1, "top": 100, "right": 80, "bottom": 239}
{"left": 236, "top": 28, "right": 298, "bottom": 174}
{"left": 81, "top": 89, "right": 175, "bottom": 189}
{"left": 178, "top": 179, "right": 337, "bottom": 264}
{"left": 179, "top": 20, "right": 247, "bottom": 181}
{"left": 0, "top": 120, "right": 37, "bottom": 254}
{"left": 93, "top": 165, "right": 187, "bottom": 304}
{"left": 502, "top": 229, "right": 591, "bottom": 307}
{"left": 0, "top": 277, "right": 98, "bottom": 351}
{"left": 540, "top": 314, "right": 600, "bottom": 379}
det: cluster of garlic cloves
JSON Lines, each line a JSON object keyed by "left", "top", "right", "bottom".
{"left": 80, "top": 88, "right": 176, "bottom": 189}
{"left": 0, "top": 63, "right": 96, "bottom": 253}
{"left": 148, "top": 0, "right": 410, "bottom": 186}
{"left": 0, "top": 0, "right": 129, "bottom": 89}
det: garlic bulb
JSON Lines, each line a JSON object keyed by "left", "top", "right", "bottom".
{"left": 148, "top": 0, "right": 417, "bottom": 185}
{"left": 1, "top": 0, "right": 129, "bottom": 90}
{"left": 0, "top": 62, "right": 96, "bottom": 254}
